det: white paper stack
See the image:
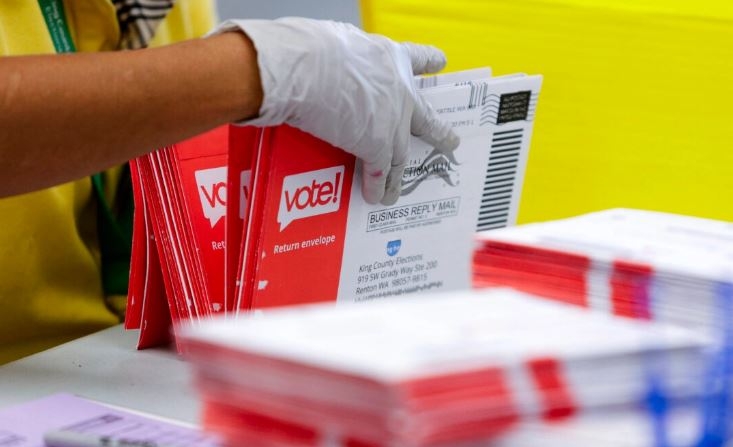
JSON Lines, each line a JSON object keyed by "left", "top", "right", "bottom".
{"left": 492, "top": 405, "right": 704, "bottom": 447}
{"left": 474, "top": 208, "right": 733, "bottom": 336}
{"left": 180, "top": 289, "right": 709, "bottom": 447}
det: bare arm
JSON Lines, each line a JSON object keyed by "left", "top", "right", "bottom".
{"left": 0, "top": 32, "right": 262, "bottom": 197}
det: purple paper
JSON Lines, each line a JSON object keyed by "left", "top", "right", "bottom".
{"left": 0, "top": 393, "right": 221, "bottom": 447}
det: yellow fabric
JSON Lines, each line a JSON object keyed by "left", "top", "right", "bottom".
{"left": 0, "top": 0, "right": 216, "bottom": 364}
{"left": 150, "top": 0, "right": 218, "bottom": 47}
{"left": 361, "top": 0, "right": 733, "bottom": 224}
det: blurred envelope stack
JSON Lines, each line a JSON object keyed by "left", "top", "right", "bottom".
{"left": 180, "top": 289, "right": 709, "bottom": 446}
{"left": 126, "top": 127, "right": 236, "bottom": 348}
{"left": 473, "top": 208, "right": 733, "bottom": 336}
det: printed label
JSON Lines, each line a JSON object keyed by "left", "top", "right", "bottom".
{"left": 367, "top": 197, "right": 461, "bottom": 232}
{"left": 278, "top": 166, "right": 345, "bottom": 231}
{"left": 353, "top": 251, "right": 444, "bottom": 301}
{"left": 497, "top": 91, "right": 531, "bottom": 124}
{"left": 195, "top": 167, "right": 227, "bottom": 228}
{"left": 402, "top": 148, "right": 461, "bottom": 196}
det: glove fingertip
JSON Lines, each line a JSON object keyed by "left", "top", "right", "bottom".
{"left": 380, "top": 192, "right": 399, "bottom": 207}
{"left": 404, "top": 42, "right": 448, "bottom": 75}
{"left": 425, "top": 45, "right": 447, "bottom": 73}
{"left": 380, "top": 166, "right": 405, "bottom": 206}
{"left": 361, "top": 174, "right": 385, "bottom": 205}
{"left": 439, "top": 129, "right": 461, "bottom": 152}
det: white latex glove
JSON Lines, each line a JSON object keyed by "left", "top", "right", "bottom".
{"left": 211, "top": 18, "right": 460, "bottom": 206}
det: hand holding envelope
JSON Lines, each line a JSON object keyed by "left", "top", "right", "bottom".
{"left": 210, "top": 17, "right": 460, "bottom": 205}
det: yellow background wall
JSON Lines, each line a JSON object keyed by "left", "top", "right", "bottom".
{"left": 361, "top": 0, "right": 733, "bottom": 223}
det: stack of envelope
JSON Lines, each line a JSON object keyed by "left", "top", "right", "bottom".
{"left": 473, "top": 208, "right": 733, "bottom": 336}
{"left": 223, "top": 69, "right": 543, "bottom": 313}
{"left": 126, "top": 67, "right": 544, "bottom": 349}
{"left": 180, "top": 289, "right": 709, "bottom": 446}
{"left": 125, "top": 126, "right": 254, "bottom": 347}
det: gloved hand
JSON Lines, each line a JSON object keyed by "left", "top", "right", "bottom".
{"left": 211, "top": 17, "right": 460, "bottom": 205}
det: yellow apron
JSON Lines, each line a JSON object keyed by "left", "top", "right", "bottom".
{"left": 0, "top": 0, "right": 215, "bottom": 364}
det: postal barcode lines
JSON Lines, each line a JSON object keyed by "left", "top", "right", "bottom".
{"left": 489, "top": 153, "right": 519, "bottom": 164}
{"left": 479, "top": 214, "right": 509, "bottom": 224}
{"left": 488, "top": 162, "right": 518, "bottom": 172}
{"left": 479, "top": 208, "right": 510, "bottom": 218}
{"left": 483, "top": 177, "right": 516, "bottom": 191}
{"left": 494, "top": 128, "right": 523, "bottom": 136}
{"left": 480, "top": 203, "right": 510, "bottom": 213}
{"left": 478, "top": 129, "right": 524, "bottom": 231}
{"left": 483, "top": 186, "right": 513, "bottom": 197}
{"left": 479, "top": 222, "right": 510, "bottom": 230}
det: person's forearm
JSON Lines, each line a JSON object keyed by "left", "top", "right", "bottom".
{"left": 0, "top": 32, "right": 262, "bottom": 197}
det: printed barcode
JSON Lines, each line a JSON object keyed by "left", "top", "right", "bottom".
{"left": 469, "top": 83, "right": 490, "bottom": 110}
{"left": 528, "top": 90, "right": 539, "bottom": 121}
{"left": 477, "top": 128, "right": 523, "bottom": 231}
{"left": 416, "top": 76, "right": 438, "bottom": 89}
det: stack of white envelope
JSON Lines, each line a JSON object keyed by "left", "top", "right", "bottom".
{"left": 492, "top": 404, "right": 704, "bottom": 447}
{"left": 473, "top": 208, "right": 733, "bottom": 337}
{"left": 180, "top": 288, "right": 711, "bottom": 447}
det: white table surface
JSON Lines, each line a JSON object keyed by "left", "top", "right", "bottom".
{"left": 0, "top": 325, "right": 200, "bottom": 424}
{"left": 0, "top": 325, "right": 704, "bottom": 447}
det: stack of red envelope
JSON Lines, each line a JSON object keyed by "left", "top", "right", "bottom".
{"left": 179, "top": 288, "right": 709, "bottom": 447}
{"left": 125, "top": 125, "right": 258, "bottom": 348}
{"left": 126, "top": 68, "right": 544, "bottom": 349}
{"left": 473, "top": 208, "right": 733, "bottom": 336}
